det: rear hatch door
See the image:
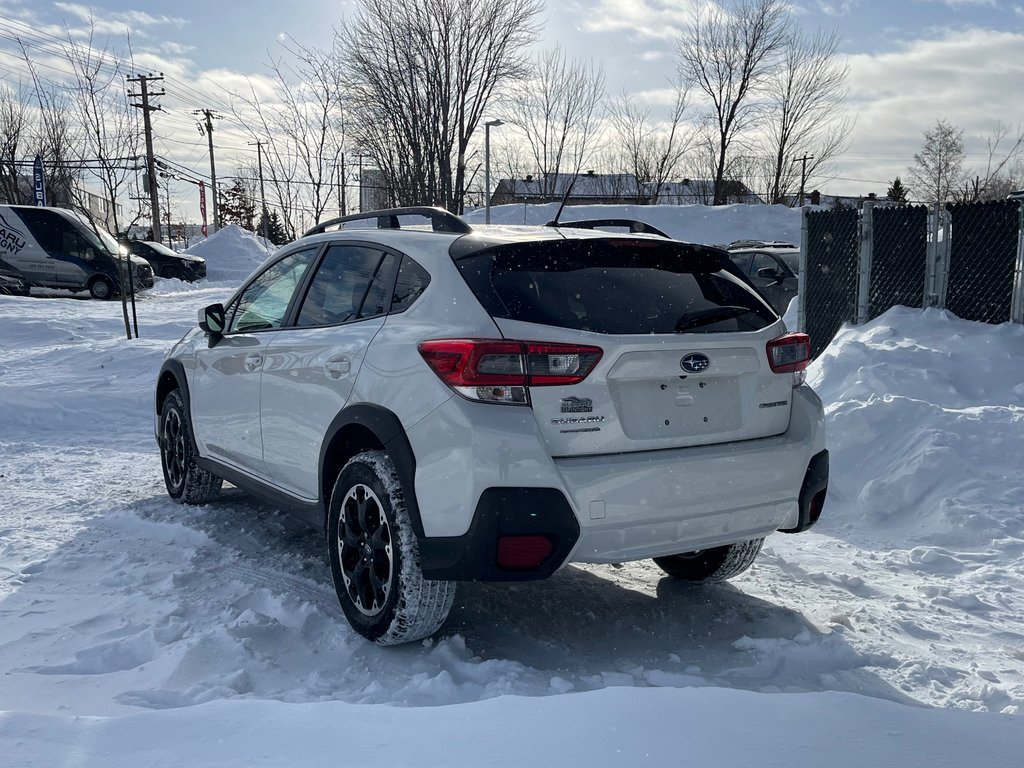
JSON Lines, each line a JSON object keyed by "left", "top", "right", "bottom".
{"left": 454, "top": 236, "right": 793, "bottom": 457}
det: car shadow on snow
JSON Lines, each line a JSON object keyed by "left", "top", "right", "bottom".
{"left": 140, "top": 487, "right": 916, "bottom": 707}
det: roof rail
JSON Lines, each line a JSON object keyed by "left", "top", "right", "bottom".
{"left": 302, "top": 206, "right": 472, "bottom": 238}
{"left": 727, "top": 239, "right": 797, "bottom": 250}
{"left": 544, "top": 218, "right": 671, "bottom": 239}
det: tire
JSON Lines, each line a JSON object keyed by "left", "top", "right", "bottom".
{"left": 327, "top": 451, "right": 456, "bottom": 645}
{"left": 159, "top": 389, "right": 222, "bottom": 505}
{"left": 653, "top": 538, "right": 764, "bottom": 583}
{"left": 88, "top": 276, "right": 115, "bottom": 300}
{"left": 160, "top": 266, "right": 182, "bottom": 280}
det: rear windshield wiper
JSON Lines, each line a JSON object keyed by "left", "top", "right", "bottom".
{"left": 674, "top": 305, "right": 754, "bottom": 332}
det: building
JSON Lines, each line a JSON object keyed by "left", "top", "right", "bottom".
{"left": 490, "top": 172, "right": 646, "bottom": 207}
{"left": 652, "top": 179, "right": 763, "bottom": 205}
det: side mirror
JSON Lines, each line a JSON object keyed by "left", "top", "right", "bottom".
{"left": 756, "top": 267, "right": 783, "bottom": 284}
{"left": 199, "top": 303, "right": 226, "bottom": 335}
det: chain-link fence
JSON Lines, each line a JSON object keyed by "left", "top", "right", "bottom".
{"left": 802, "top": 208, "right": 859, "bottom": 358}
{"left": 800, "top": 200, "right": 1024, "bottom": 357}
{"left": 868, "top": 205, "right": 928, "bottom": 320}
{"left": 945, "top": 200, "right": 1020, "bottom": 324}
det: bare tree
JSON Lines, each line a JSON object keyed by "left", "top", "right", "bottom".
{"left": 229, "top": 40, "right": 346, "bottom": 237}
{"left": 678, "top": 0, "right": 790, "bottom": 205}
{"left": 62, "top": 20, "right": 143, "bottom": 338}
{"left": 0, "top": 82, "right": 32, "bottom": 204}
{"left": 761, "top": 28, "right": 851, "bottom": 205}
{"left": 505, "top": 45, "right": 606, "bottom": 200}
{"left": 610, "top": 82, "right": 692, "bottom": 204}
{"left": 340, "top": 0, "right": 542, "bottom": 212}
{"left": 19, "top": 43, "right": 81, "bottom": 210}
{"left": 908, "top": 119, "right": 966, "bottom": 203}
{"left": 955, "top": 122, "right": 1024, "bottom": 202}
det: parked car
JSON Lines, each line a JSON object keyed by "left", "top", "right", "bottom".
{"left": 155, "top": 208, "right": 828, "bottom": 645}
{"left": 0, "top": 205, "right": 153, "bottom": 299}
{"left": 0, "top": 266, "right": 29, "bottom": 296}
{"left": 726, "top": 242, "right": 800, "bottom": 314}
{"left": 123, "top": 240, "right": 206, "bottom": 282}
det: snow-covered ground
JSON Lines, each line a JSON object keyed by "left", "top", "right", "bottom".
{"left": 1, "top": 208, "right": 1022, "bottom": 766}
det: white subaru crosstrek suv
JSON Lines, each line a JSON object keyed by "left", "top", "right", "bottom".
{"left": 155, "top": 208, "right": 828, "bottom": 645}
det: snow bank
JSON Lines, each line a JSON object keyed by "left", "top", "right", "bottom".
{"left": 3, "top": 687, "right": 1021, "bottom": 768}
{"left": 183, "top": 224, "right": 275, "bottom": 282}
{"left": 463, "top": 202, "right": 804, "bottom": 245}
{"left": 810, "top": 306, "right": 1024, "bottom": 547}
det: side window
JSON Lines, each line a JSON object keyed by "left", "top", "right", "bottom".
{"left": 750, "top": 252, "right": 777, "bottom": 276}
{"left": 228, "top": 249, "right": 316, "bottom": 333}
{"left": 296, "top": 245, "right": 389, "bottom": 327}
{"left": 727, "top": 252, "right": 751, "bottom": 275}
{"left": 62, "top": 230, "right": 95, "bottom": 261}
{"left": 390, "top": 256, "right": 431, "bottom": 313}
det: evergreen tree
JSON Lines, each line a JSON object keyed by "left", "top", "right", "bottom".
{"left": 218, "top": 179, "right": 257, "bottom": 230}
{"left": 887, "top": 176, "right": 910, "bottom": 204}
{"left": 256, "top": 209, "right": 290, "bottom": 245}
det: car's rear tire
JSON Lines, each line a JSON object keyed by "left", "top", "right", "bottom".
{"left": 327, "top": 451, "right": 456, "bottom": 645}
{"left": 88, "top": 276, "right": 115, "bottom": 300}
{"left": 159, "top": 389, "right": 222, "bottom": 505}
{"left": 653, "top": 538, "right": 764, "bottom": 583}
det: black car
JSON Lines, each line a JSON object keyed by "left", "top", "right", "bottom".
{"left": 0, "top": 267, "right": 30, "bottom": 296}
{"left": 124, "top": 240, "right": 206, "bottom": 282}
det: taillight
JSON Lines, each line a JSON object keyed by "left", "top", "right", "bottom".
{"left": 418, "top": 339, "right": 602, "bottom": 405}
{"left": 766, "top": 333, "right": 811, "bottom": 373}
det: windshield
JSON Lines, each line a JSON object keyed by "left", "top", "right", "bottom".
{"left": 143, "top": 241, "right": 180, "bottom": 257}
{"left": 68, "top": 210, "right": 127, "bottom": 257}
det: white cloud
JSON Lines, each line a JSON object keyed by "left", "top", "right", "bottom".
{"left": 834, "top": 26, "right": 1024, "bottom": 192}
{"left": 581, "top": 0, "right": 700, "bottom": 41}
{"left": 53, "top": 3, "right": 189, "bottom": 30}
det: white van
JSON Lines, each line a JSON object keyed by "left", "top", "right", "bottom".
{"left": 0, "top": 205, "right": 154, "bottom": 299}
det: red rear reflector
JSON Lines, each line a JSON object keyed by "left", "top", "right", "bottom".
{"left": 496, "top": 535, "right": 554, "bottom": 570}
{"left": 766, "top": 333, "right": 811, "bottom": 373}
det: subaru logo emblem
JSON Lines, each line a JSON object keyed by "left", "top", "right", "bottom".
{"left": 680, "top": 353, "right": 710, "bottom": 373}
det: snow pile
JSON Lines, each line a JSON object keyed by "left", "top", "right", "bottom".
{"left": 811, "top": 306, "right": 1024, "bottom": 547}
{"left": 463, "top": 202, "right": 804, "bottom": 246}
{"left": 183, "top": 224, "right": 275, "bottom": 282}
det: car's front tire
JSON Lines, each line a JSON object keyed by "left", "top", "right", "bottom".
{"left": 653, "top": 538, "right": 764, "bottom": 583}
{"left": 88, "top": 275, "right": 115, "bottom": 300}
{"left": 159, "top": 389, "right": 222, "bottom": 505}
{"left": 327, "top": 451, "right": 456, "bottom": 645}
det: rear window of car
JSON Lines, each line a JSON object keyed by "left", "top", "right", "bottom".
{"left": 455, "top": 239, "right": 777, "bottom": 334}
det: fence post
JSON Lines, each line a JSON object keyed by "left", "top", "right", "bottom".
{"left": 855, "top": 201, "right": 874, "bottom": 324}
{"left": 924, "top": 202, "right": 940, "bottom": 308}
{"left": 1011, "top": 201, "right": 1024, "bottom": 324}
{"left": 798, "top": 206, "right": 809, "bottom": 333}
{"left": 936, "top": 205, "right": 951, "bottom": 309}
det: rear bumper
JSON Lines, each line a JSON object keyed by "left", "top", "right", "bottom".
{"left": 408, "top": 384, "right": 826, "bottom": 579}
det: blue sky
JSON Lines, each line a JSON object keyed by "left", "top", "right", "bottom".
{"left": 1, "top": 0, "right": 1023, "bottom": 216}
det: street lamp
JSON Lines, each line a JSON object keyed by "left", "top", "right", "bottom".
{"left": 484, "top": 119, "right": 504, "bottom": 224}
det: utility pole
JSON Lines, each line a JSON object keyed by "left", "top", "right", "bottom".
{"left": 194, "top": 109, "right": 222, "bottom": 232}
{"left": 249, "top": 140, "right": 270, "bottom": 241}
{"left": 127, "top": 73, "right": 164, "bottom": 243}
{"left": 338, "top": 151, "right": 346, "bottom": 217}
{"left": 793, "top": 154, "right": 815, "bottom": 207}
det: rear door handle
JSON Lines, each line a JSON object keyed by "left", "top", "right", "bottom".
{"left": 244, "top": 353, "right": 264, "bottom": 372}
{"left": 325, "top": 356, "right": 351, "bottom": 379}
